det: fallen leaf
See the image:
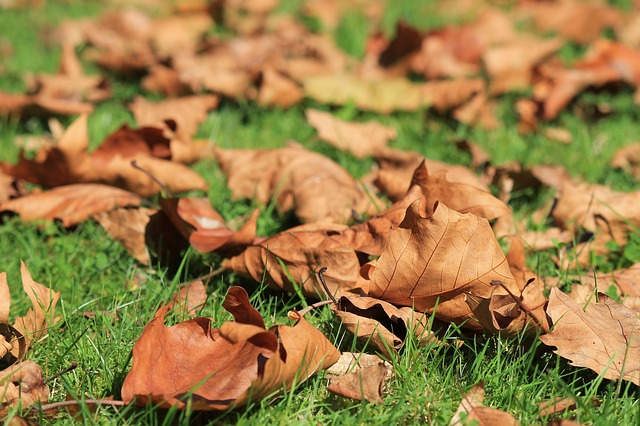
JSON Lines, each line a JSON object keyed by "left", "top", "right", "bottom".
{"left": 94, "top": 207, "right": 155, "bottom": 265}
{"left": 121, "top": 286, "right": 340, "bottom": 410}
{"left": 0, "top": 184, "right": 142, "bottom": 227}
{"left": 305, "top": 109, "right": 397, "bottom": 158}
{"left": 326, "top": 352, "right": 393, "bottom": 403}
{"left": 410, "top": 160, "right": 511, "bottom": 220}
{"left": 223, "top": 224, "right": 360, "bottom": 297}
{"left": 373, "top": 147, "right": 488, "bottom": 202}
{"left": 169, "top": 280, "right": 207, "bottom": 317}
{"left": 611, "top": 142, "right": 640, "bottom": 179}
{"left": 0, "top": 360, "right": 49, "bottom": 410}
{"left": 0, "top": 114, "right": 208, "bottom": 196}
{"left": 366, "top": 200, "right": 520, "bottom": 327}
{"left": 215, "top": 144, "right": 377, "bottom": 224}
{"left": 331, "top": 296, "right": 435, "bottom": 357}
{"left": 129, "top": 94, "right": 219, "bottom": 140}
{"left": 450, "top": 381, "right": 519, "bottom": 426}
{"left": 254, "top": 66, "right": 304, "bottom": 108}
{"left": 539, "top": 396, "right": 577, "bottom": 417}
{"left": 540, "top": 288, "right": 640, "bottom": 386}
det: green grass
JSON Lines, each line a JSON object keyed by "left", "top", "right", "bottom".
{"left": 1, "top": 0, "right": 639, "bottom": 424}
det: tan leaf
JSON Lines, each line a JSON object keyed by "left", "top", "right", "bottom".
{"left": 129, "top": 95, "right": 219, "bottom": 140}
{"left": 12, "top": 261, "right": 61, "bottom": 354}
{"left": 373, "top": 147, "right": 487, "bottom": 202}
{"left": 215, "top": 144, "right": 377, "bottom": 224}
{"left": 0, "top": 184, "right": 142, "bottom": 227}
{"left": 223, "top": 224, "right": 360, "bottom": 297}
{"left": 367, "top": 201, "right": 519, "bottom": 326}
{"left": 94, "top": 207, "right": 155, "bottom": 265}
{"left": 169, "top": 280, "right": 207, "bottom": 317}
{"left": 326, "top": 354, "right": 393, "bottom": 403}
{"left": 450, "top": 382, "right": 519, "bottom": 426}
{"left": 540, "top": 288, "right": 640, "bottom": 386}
{"left": 306, "top": 109, "right": 397, "bottom": 158}
{"left": 121, "top": 286, "right": 339, "bottom": 410}
{"left": 611, "top": 142, "right": 640, "bottom": 180}
{"left": 0, "top": 115, "right": 207, "bottom": 196}
{"left": 255, "top": 67, "right": 304, "bottom": 108}
{"left": 0, "top": 360, "right": 49, "bottom": 409}
{"left": 411, "top": 161, "right": 511, "bottom": 220}
{"left": 331, "top": 296, "right": 436, "bottom": 357}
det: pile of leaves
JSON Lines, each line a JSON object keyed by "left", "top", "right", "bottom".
{"left": 1, "top": 0, "right": 639, "bottom": 423}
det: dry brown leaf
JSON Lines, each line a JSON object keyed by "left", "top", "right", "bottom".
{"left": 0, "top": 184, "right": 142, "bottom": 227}
{"left": 129, "top": 95, "right": 219, "bottom": 140}
{"left": 169, "top": 280, "right": 207, "bottom": 317}
{"left": 223, "top": 224, "right": 360, "bottom": 297}
{"left": 0, "top": 114, "right": 208, "bottom": 196}
{"left": 611, "top": 142, "right": 640, "bottom": 179}
{"left": 1, "top": 262, "right": 60, "bottom": 364}
{"left": 538, "top": 396, "right": 577, "bottom": 417}
{"left": 94, "top": 207, "right": 155, "bottom": 264}
{"left": 306, "top": 109, "right": 397, "bottom": 158}
{"left": 452, "top": 91, "right": 499, "bottom": 130}
{"left": 215, "top": 144, "right": 377, "bottom": 224}
{"left": 255, "top": 66, "right": 304, "bottom": 108}
{"left": 303, "top": 75, "right": 430, "bottom": 114}
{"left": 0, "top": 360, "right": 49, "bottom": 410}
{"left": 410, "top": 161, "right": 511, "bottom": 220}
{"left": 373, "top": 148, "right": 487, "bottom": 202}
{"left": 141, "top": 64, "right": 190, "bottom": 97}
{"left": 332, "top": 296, "right": 436, "bottom": 357}
{"left": 519, "top": 1, "right": 622, "bottom": 44}
{"left": 520, "top": 228, "right": 573, "bottom": 251}
{"left": 450, "top": 382, "right": 519, "bottom": 426}
{"left": 121, "top": 286, "right": 339, "bottom": 410}
{"left": 366, "top": 200, "right": 520, "bottom": 327}
{"left": 483, "top": 36, "right": 561, "bottom": 94}
{"left": 540, "top": 288, "right": 640, "bottom": 385}
{"left": 326, "top": 352, "right": 393, "bottom": 403}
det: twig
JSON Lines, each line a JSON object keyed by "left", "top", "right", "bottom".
{"left": 131, "top": 160, "right": 173, "bottom": 197}
{"left": 31, "top": 398, "right": 126, "bottom": 413}
{"left": 43, "top": 362, "right": 78, "bottom": 384}
{"left": 317, "top": 267, "right": 338, "bottom": 305}
{"left": 298, "top": 299, "right": 334, "bottom": 317}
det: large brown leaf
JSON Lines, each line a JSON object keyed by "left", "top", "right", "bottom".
{"left": 0, "top": 114, "right": 207, "bottom": 196}
{"left": 0, "top": 184, "right": 142, "bottom": 227}
{"left": 215, "top": 144, "right": 377, "bottom": 224}
{"left": 410, "top": 161, "right": 511, "bottom": 220}
{"left": 366, "top": 200, "right": 519, "bottom": 327}
{"left": 305, "top": 109, "right": 397, "bottom": 158}
{"left": 121, "top": 286, "right": 339, "bottom": 410}
{"left": 450, "top": 382, "right": 519, "bottom": 426}
{"left": 0, "top": 360, "right": 49, "bottom": 411}
{"left": 223, "top": 224, "right": 360, "bottom": 297}
{"left": 540, "top": 288, "right": 640, "bottom": 386}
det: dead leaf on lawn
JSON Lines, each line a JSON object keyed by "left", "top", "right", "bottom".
{"left": 410, "top": 160, "right": 511, "bottom": 220}
{"left": 94, "top": 207, "right": 156, "bottom": 264}
{"left": 0, "top": 184, "right": 142, "bottom": 227}
{"left": 223, "top": 224, "right": 360, "bottom": 297}
{"left": 169, "top": 280, "right": 208, "bottom": 317}
{"left": 1, "top": 262, "right": 60, "bottom": 364}
{"left": 129, "top": 94, "right": 219, "bottom": 140}
{"left": 121, "top": 286, "right": 340, "bottom": 410}
{"left": 215, "top": 144, "right": 377, "bottom": 224}
{"left": 450, "top": 381, "right": 519, "bottom": 426}
{"left": 0, "top": 114, "right": 208, "bottom": 196}
{"left": 331, "top": 296, "right": 436, "bottom": 357}
{"left": 540, "top": 288, "right": 640, "bottom": 386}
{"left": 305, "top": 109, "right": 397, "bottom": 158}
{"left": 326, "top": 352, "right": 393, "bottom": 403}
{"left": 0, "top": 360, "right": 49, "bottom": 411}
{"left": 611, "top": 142, "right": 640, "bottom": 179}
{"left": 365, "top": 200, "right": 520, "bottom": 327}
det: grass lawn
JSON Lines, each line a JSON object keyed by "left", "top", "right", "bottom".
{"left": 1, "top": 0, "right": 639, "bottom": 424}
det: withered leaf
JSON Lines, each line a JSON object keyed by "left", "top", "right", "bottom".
{"left": 450, "top": 382, "right": 519, "bottom": 426}
{"left": 1, "top": 262, "right": 60, "bottom": 364}
{"left": 411, "top": 161, "right": 511, "bottom": 220}
{"left": 0, "top": 360, "right": 49, "bottom": 410}
{"left": 540, "top": 288, "right": 640, "bottom": 386}
{"left": 223, "top": 224, "right": 360, "bottom": 297}
{"left": 331, "top": 296, "right": 435, "bottom": 357}
{"left": 305, "top": 109, "right": 397, "bottom": 158}
{"left": 0, "top": 184, "right": 142, "bottom": 227}
{"left": 94, "top": 207, "right": 156, "bottom": 265}
{"left": 215, "top": 144, "right": 377, "bottom": 224}
{"left": 326, "top": 352, "right": 393, "bottom": 403}
{"left": 366, "top": 201, "right": 519, "bottom": 327}
{"left": 121, "top": 286, "right": 339, "bottom": 410}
